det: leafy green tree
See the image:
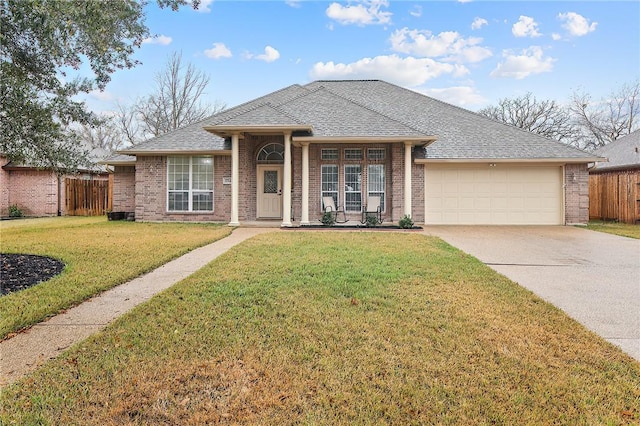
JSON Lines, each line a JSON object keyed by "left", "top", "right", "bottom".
{"left": 0, "top": 0, "right": 197, "bottom": 172}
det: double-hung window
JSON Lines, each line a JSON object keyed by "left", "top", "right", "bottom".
{"left": 321, "top": 164, "right": 339, "bottom": 207}
{"left": 167, "top": 156, "right": 213, "bottom": 212}
{"left": 367, "top": 164, "right": 385, "bottom": 211}
{"left": 344, "top": 165, "right": 362, "bottom": 212}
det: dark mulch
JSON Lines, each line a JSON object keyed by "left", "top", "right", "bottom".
{"left": 0, "top": 254, "right": 65, "bottom": 295}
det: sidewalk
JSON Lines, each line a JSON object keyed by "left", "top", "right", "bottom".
{"left": 0, "top": 227, "right": 274, "bottom": 386}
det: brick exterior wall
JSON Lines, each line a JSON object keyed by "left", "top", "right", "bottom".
{"left": 565, "top": 163, "right": 589, "bottom": 224}
{"left": 132, "top": 155, "right": 231, "bottom": 222}
{"left": 411, "top": 159, "right": 425, "bottom": 223}
{"left": 127, "top": 140, "right": 420, "bottom": 223}
{"left": 0, "top": 156, "right": 64, "bottom": 216}
{"left": 390, "top": 144, "right": 404, "bottom": 222}
{"left": 112, "top": 166, "right": 136, "bottom": 212}
{"left": 0, "top": 156, "right": 10, "bottom": 216}
{"left": 124, "top": 142, "right": 593, "bottom": 226}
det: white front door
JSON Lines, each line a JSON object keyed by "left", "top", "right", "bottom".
{"left": 257, "top": 165, "right": 283, "bottom": 218}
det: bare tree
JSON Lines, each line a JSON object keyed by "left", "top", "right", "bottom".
{"left": 478, "top": 92, "right": 578, "bottom": 144}
{"left": 569, "top": 80, "right": 640, "bottom": 150}
{"left": 77, "top": 116, "right": 127, "bottom": 152}
{"left": 115, "top": 102, "right": 145, "bottom": 145}
{"left": 135, "top": 52, "right": 226, "bottom": 138}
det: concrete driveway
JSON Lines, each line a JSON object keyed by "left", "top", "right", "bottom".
{"left": 425, "top": 226, "right": 640, "bottom": 362}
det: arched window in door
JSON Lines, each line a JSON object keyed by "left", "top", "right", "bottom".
{"left": 257, "top": 143, "right": 285, "bottom": 163}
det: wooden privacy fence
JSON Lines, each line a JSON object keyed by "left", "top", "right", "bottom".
{"left": 589, "top": 170, "right": 640, "bottom": 224}
{"left": 65, "top": 178, "right": 111, "bottom": 216}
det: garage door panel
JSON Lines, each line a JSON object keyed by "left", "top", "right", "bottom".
{"left": 425, "top": 164, "right": 562, "bottom": 225}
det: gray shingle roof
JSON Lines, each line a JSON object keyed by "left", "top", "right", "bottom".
{"left": 119, "top": 79, "right": 598, "bottom": 161}
{"left": 592, "top": 130, "right": 640, "bottom": 171}
{"left": 215, "top": 103, "right": 307, "bottom": 127}
{"left": 307, "top": 80, "right": 596, "bottom": 160}
{"left": 99, "top": 153, "right": 136, "bottom": 165}
{"left": 120, "top": 84, "right": 308, "bottom": 154}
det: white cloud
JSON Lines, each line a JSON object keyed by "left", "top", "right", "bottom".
{"left": 309, "top": 54, "right": 469, "bottom": 87}
{"left": 285, "top": 0, "right": 301, "bottom": 7}
{"left": 142, "top": 34, "right": 172, "bottom": 45}
{"left": 390, "top": 28, "right": 492, "bottom": 64}
{"left": 471, "top": 17, "right": 488, "bottom": 30}
{"left": 88, "top": 89, "right": 114, "bottom": 101}
{"left": 558, "top": 12, "right": 597, "bottom": 37}
{"left": 490, "top": 46, "right": 555, "bottom": 79}
{"left": 195, "top": 0, "right": 213, "bottom": 13}
{"left": 409, "top": 5, "right": 422, "bottom": 18}
{"left": 253, "top": 46, "right": 280, "bottom": 62}
{"left": 420, "top": 86, "right": 487, "bottom": 107}
{"left": 551, "top": 33, "right": 562, "bottom": 41}
{"left": 326, "top": 0, "right": 392, "bottom": 26}
{"left": 204, "top": 42, "right": 232, "bottom": 59}
{"left": 458, "top": 0, "right": 473, "bottom": 3}
{"left": 512, "top": 15, "right": 541, "bottom": 38}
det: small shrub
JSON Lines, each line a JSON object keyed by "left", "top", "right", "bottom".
{"left": 8, "top": 204, "right": 23, "bottom": 218}
{"left": 399, "top": 214, "right": 414, "bottom": 229}
{"left": 321, "top": 211, "right": 336, "bottom": 227}
{"left": 364, "top": 214, "right": 379, "bottom": 228}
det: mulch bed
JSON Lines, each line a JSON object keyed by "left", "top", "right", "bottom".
{"left": 0, "top": 254, "right": 65, "bottom": 295}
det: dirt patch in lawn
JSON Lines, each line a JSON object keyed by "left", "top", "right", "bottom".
{"left": 0, "top": 254, "right": 65, "bottom": 295}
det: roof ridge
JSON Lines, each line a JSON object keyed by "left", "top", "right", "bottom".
{"left": 209, "top": 84, "right": 308, "bottom": 123}
{"left": 266, "top": 103, "right": 310, "bottom": 126}
{"left": 215, "top": 102, "right": 310, "bottom": 126}
{"left": 316, "top": 82, "right": 432, "bottom": 136}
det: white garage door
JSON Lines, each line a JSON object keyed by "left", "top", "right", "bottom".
{"left": 425, "top": 164, "right": 563, "bottom": 225}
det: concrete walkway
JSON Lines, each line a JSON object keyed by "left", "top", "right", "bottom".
{"left": 0, "top": 227, "right": 273, "bottom": 386}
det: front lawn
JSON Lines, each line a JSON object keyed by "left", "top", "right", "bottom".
{"left": 586, "top": 220, "right": 640, "bottom": 239}
{"left": 2, "top": 232, "right": 638, "bottom": 424}
{"left": 0, "top": 217, "right": 231, "bottom": 339}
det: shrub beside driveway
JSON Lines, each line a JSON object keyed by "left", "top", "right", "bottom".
{"left": 0, "top": 217, "right": 231, "bottom": 339}
{"left": 1, "top": 232, "right": 638, "bottom": 424}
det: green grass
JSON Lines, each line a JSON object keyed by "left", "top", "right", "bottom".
{"left": 1, "top": 232, "right": 638, "bottom": 424}
{"left": 586, "top": 220, "right": 640, "bottom": 239}
{"left": 0, "top": 217, "right": 231, "bottom": 339}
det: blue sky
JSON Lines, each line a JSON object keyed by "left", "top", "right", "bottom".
{"left": 83, "top": 0, "right": 640, "bottom": 115}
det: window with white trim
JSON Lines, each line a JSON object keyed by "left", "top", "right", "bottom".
{"left": 344, "top": 165, "right": 362, "bottom": 212}
{"left": 367, "top": 148, "right": 385, "bottom": 161}
{"left": 344, "top": 148, "right": 362, "bottom": 160}
{"left": 367, "top": 164, "right": 385, "bottom": 211}
{"left": 257, "top": 143, "right": 284, "bottom": 163}
{"left": 167, "top": 156, "right": 213, "bottom": 212}
{"left": 321, "top": 148, "right": 338, "bottom": 160}
{"left": 321, "top": 165, "right": 339, "bottom": 208}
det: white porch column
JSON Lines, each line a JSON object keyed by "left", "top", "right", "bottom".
{"left": 300, "top": 142, "right": 310, "bottom": 225}
{"left": 404, "top": 141, "right": 413, "bottom": 218}
{"left": 282, "top": 132, "right": 293, "bottom": 227}
{"left": 229, "top": 133, "right": 240, "bottom": 226}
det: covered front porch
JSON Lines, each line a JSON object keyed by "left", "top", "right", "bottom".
{"left": 204, "top": 125, "right": 435, "bottom": 227}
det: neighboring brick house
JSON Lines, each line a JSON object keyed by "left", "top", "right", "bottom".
{"left": 105, "top": 80, "right": 601, "bottom": 226}
{"left": 0, "top": 155, "right": 108, "bottom": 217}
